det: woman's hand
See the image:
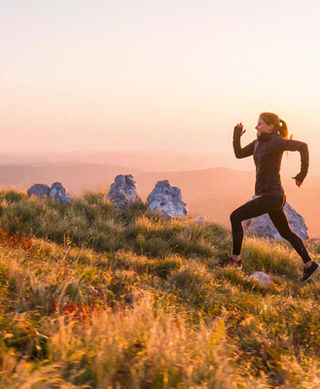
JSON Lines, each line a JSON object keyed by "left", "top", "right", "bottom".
{"left": 234, "top": 122, "right": 246, "bottom": 137}
{"left": 292, "top": 174, "right": 303, "bottom": 187}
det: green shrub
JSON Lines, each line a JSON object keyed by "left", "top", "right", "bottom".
{"left": 0, "top": 189, "right": 27, "bottom": 203}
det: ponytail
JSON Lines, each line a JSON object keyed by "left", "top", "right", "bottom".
{"left": 260, "top": 112, "right": 289, "bottom": 139}
{"left": 278, "top": 119, "right": 288, "bottom": 139}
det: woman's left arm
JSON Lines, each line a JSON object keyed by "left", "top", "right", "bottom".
{"left": 281, "top": 139, "right": 309, "bottom": 184}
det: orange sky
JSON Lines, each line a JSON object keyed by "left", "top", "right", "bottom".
{"left": 1, "top": 0, "right": 320, "bottom": 156}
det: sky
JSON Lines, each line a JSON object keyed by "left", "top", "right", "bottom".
{"left": 1, "top": 0, "right": 320, "bottom": 155}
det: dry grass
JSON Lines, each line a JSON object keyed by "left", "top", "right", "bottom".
{"left": 0, "top": 190, "right": 320, "bottom": 387}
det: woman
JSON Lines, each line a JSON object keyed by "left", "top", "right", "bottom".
{"left": 218, "top": 112, "right": 319, "bottom": 284}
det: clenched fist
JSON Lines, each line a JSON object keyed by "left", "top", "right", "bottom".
{"left": 292, "top": 172, "right": 304, "bottom": 187}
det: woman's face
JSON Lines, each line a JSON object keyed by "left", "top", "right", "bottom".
{"left": 255, "top": 117, "right": 274, "bottom": 136}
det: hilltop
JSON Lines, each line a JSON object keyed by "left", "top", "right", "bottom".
{"left": 0, "top": 190, "right": 320, "bottom": 388}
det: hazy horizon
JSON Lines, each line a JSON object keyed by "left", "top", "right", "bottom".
{"left": 2, "top": 148, "right": 320, "bottom": 179}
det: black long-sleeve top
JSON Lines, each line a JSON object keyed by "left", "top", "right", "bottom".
{"left": 233, "top": 131, "right": 309, "bottom": 196}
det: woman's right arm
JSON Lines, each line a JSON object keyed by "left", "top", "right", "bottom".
{"left": 281, "top": 138, "right": 309, "bottom": 184}
{"left": 233, "top": 123, "right": 256, "bottom": 158}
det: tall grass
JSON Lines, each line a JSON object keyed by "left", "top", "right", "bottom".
{"left": 0, "top": 189, "right": 320, "bottom": 387}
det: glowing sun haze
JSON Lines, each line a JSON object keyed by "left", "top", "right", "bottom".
{"left": 1, "top": 0, "right": 320, "bottom": 154}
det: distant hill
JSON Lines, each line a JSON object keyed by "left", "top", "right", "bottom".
{"left": 0, "top": 150, "right": 247, "bottom": 172}
{"left": 0, "top": 162, "right": 140, "bottom": 194}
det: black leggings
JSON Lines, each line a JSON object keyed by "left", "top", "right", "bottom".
{"left": 230, "top": 194, "right": 311, "bottom": 263}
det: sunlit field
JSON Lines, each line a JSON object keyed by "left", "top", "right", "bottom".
{"left": 1, "top": 190, "right": 320, "bottom": 388}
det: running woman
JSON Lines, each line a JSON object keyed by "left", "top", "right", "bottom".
{"left": 218, "top": 112, "right": 319, "bottom": 284}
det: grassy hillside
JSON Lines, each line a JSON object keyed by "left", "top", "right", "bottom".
{"left": 2, "top": 163, "right": 320, "bottom": 238}
{"left": 1, "top": 190, "right": 320, "bottom": 388}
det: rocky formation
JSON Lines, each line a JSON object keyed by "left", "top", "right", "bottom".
{"left": 243, "top": 195, "right": 308, "bottom": 240}
{"left": 146, "top": 180, "right": 188, "bottom": 218}
{"left": 27, "top": 182, "right": 72, "bottom": 203}
{"left": 27, "top": 184, "right": 50, "bottom": 198}
{"left": 106, "top": 175, "right": 142, "bottom": 209}
{"left": 26, "top": 176, "right": 190, "bottom": 215}
{"left": 49, "top": 182, "right": 72, "bottom": 204}
{"left": 250, "top": 271, "right": 271, "bottom": 287}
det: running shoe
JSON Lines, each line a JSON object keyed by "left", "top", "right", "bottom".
{"left": 301, "top": 261, "right": 320, "bottom": 284}
{"left": 216, "top": 255, "right": 242, "bottom": 270}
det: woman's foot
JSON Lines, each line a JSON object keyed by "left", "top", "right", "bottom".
{"left": 301, "top": 261, "right": 320, "bottom": 284}
{"left": 216, "top": 254, "right": 242, "bottom": 270}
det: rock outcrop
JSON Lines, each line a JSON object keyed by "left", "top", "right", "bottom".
{"left": 146, "top": 180, "right": 188, "bottom": 218}
{"left": 27, "top": 184, "right": 50, "bottom": 198}
{"left": 243, "top": 195, "right": 308, "bottom": 240}
{"left": 106, "top": 175, "right": 142, "bottom": 209}
{"left": 49, "top": 182, "right": 72, "bottom": 204}
{"left": 250, "top": 271, "right": 271, "bottom": 287}
{"left": 27, "top": 182, "right": 72, "bottom": 203}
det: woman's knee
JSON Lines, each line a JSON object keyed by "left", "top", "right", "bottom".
{"left": 230, "top": 209, "right": 241, "bottom": 224}
{"left": 278, "top": 227, "right": 296, "bottom": 241}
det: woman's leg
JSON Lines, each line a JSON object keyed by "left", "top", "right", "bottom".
{"left": 268, "top": 208, "right": 312, "bottom": 264}
{"left": 230, "top": 196, "right": 282, "bottom": 256}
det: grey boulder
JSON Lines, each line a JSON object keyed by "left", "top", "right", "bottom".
{"left": 243, "top": 195, "right": 308, "bottom": 240}
{"left": 106, "top": 175, "right": 142, "bottom": 209}
{"left": 27, "top": 184, "right": 50, "bottom": 198}
{"left": 49, "top": 182, "right": 72, "bottom": 204}
{"left": 146, "top": 180, "right": 188, "bottom": 218}
{"left": 249, "top": 271, "right": 271, "bottom": 286}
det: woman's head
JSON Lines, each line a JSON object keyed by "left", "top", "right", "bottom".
{"left": 256, "top": 112, "right": 288, "bottom": 139}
